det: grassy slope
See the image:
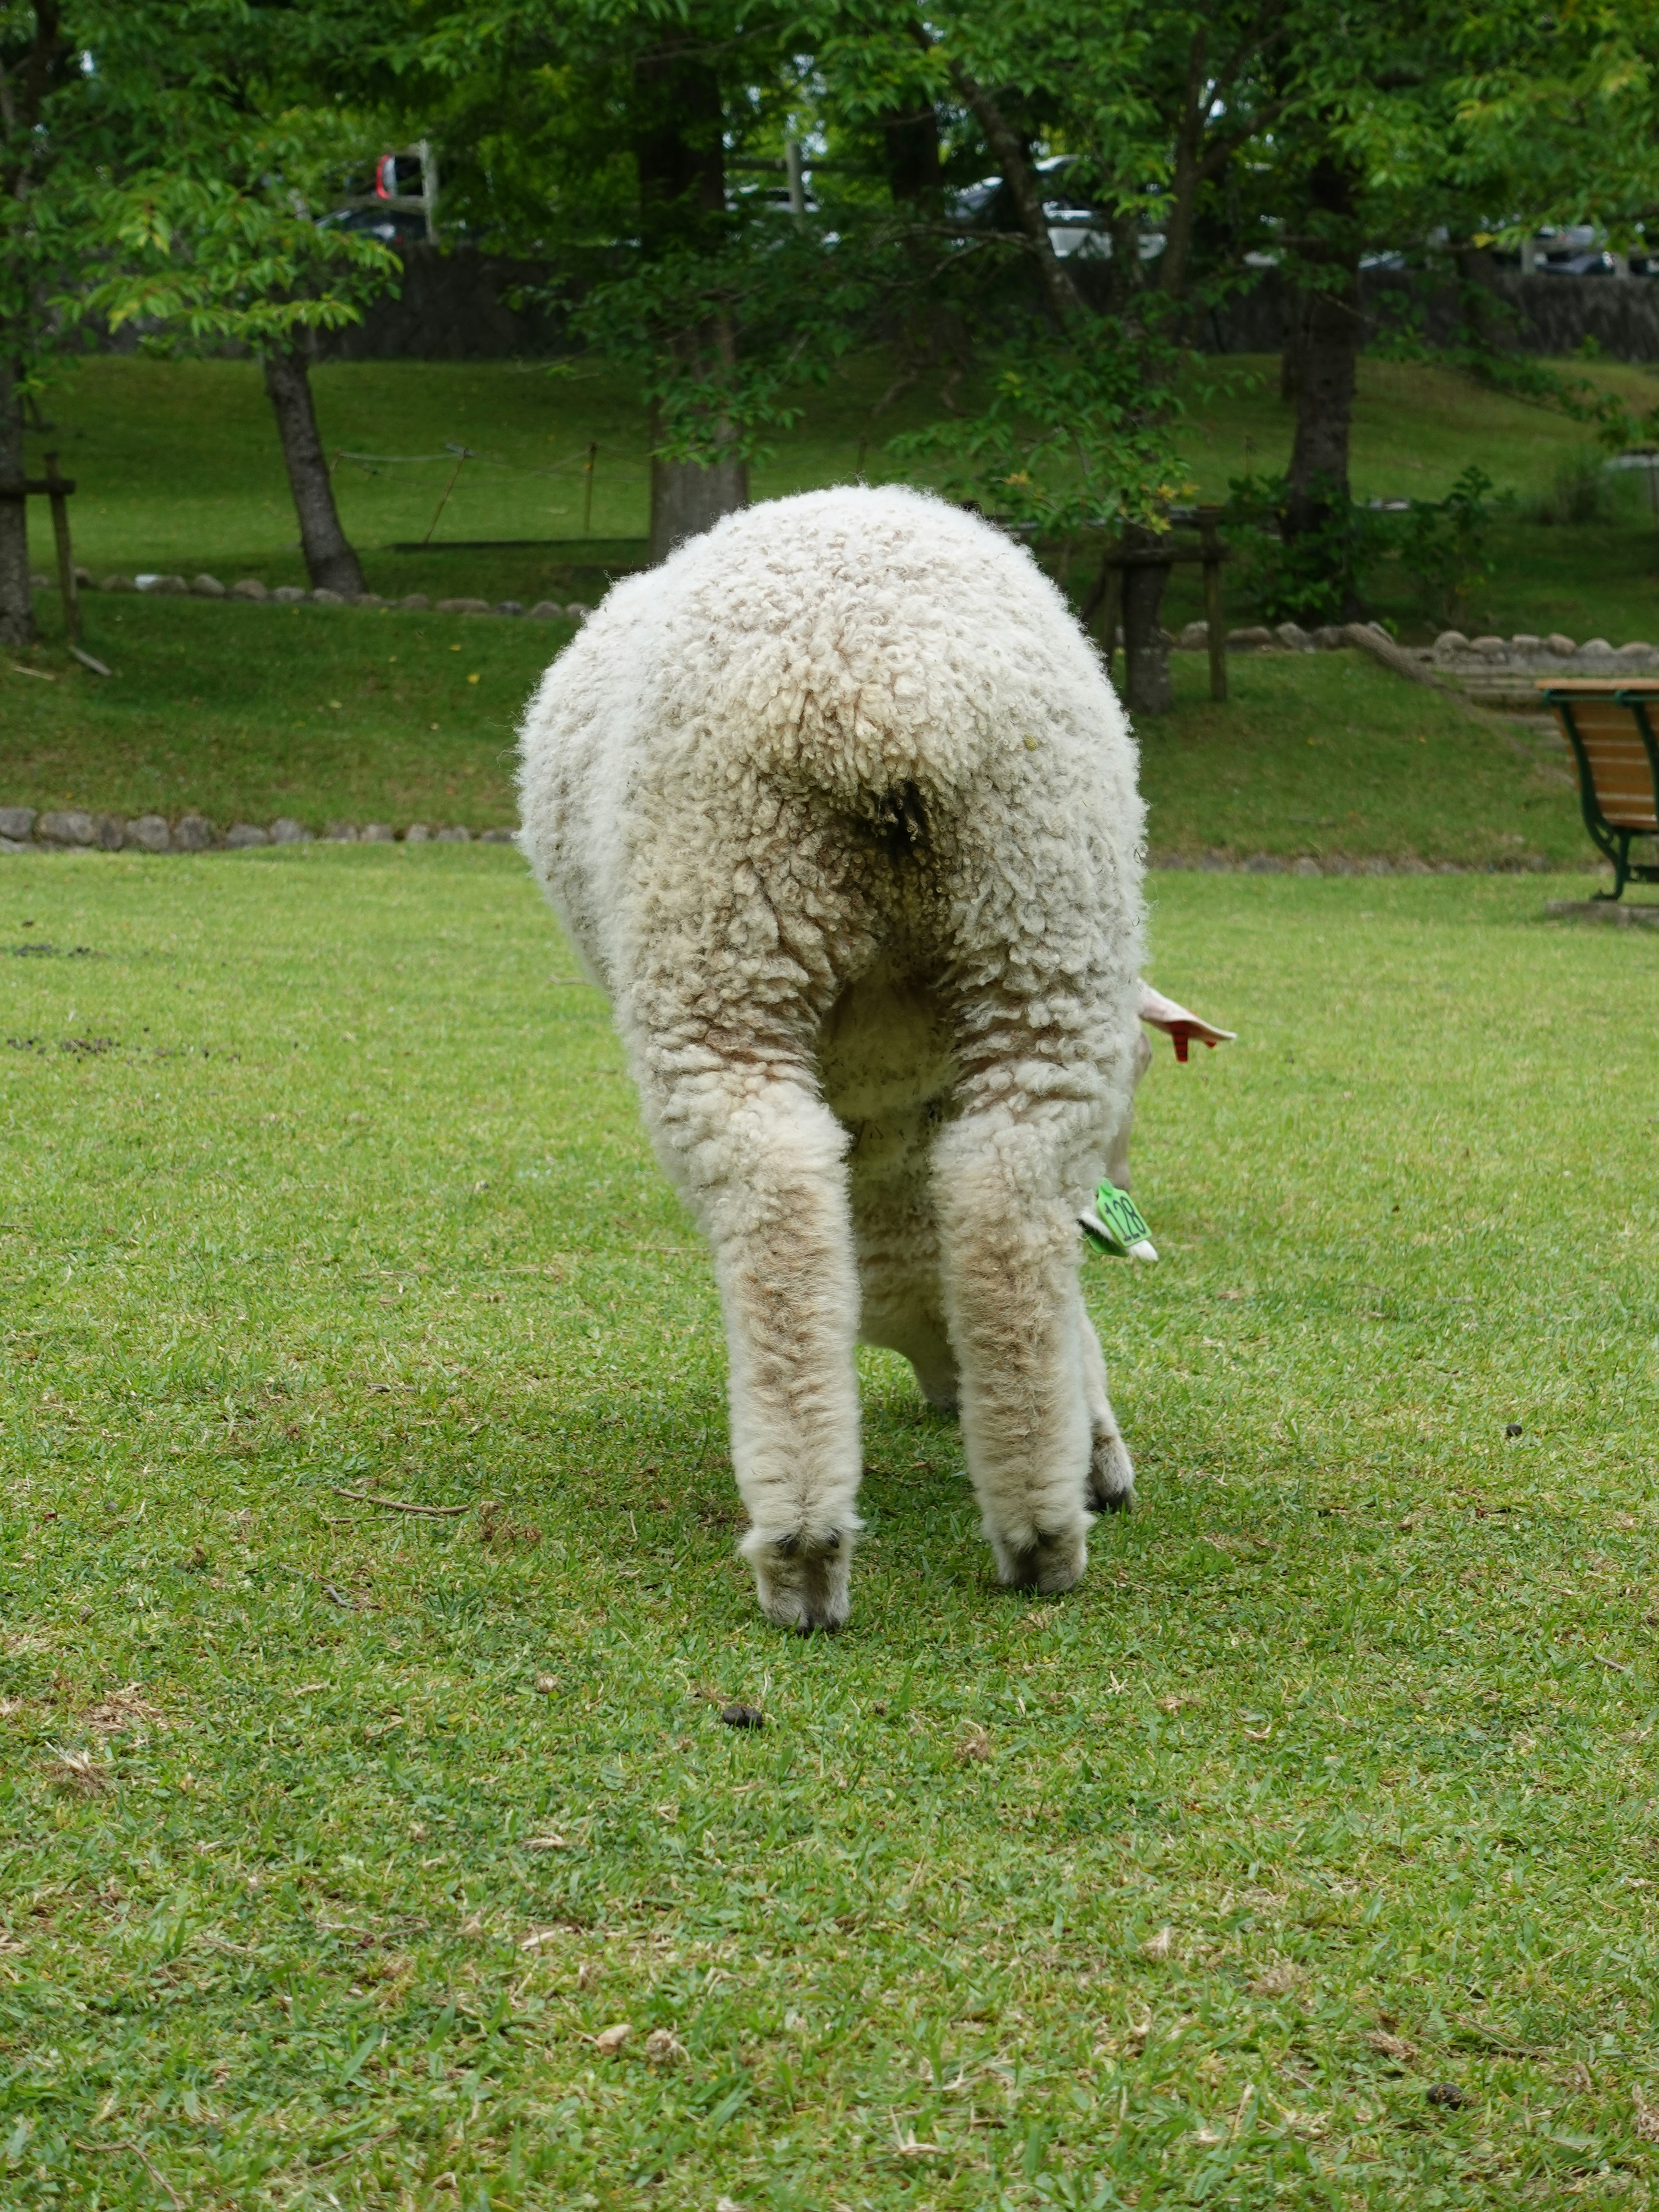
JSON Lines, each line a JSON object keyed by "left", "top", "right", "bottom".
{"left": 2, "top": 603, "right": 1588, "bottom": 866}
{"left": 1138, "top": 650, "right": 1583, "bottom": 868}
{"left": 2, "top": 852, "right": 1658, "bottom": 2210}
{"left": 19, "top": 352, "right": 1659, "bottom": 636}
{"left": 2, "top": 599, "right": 559, "bottom": 829}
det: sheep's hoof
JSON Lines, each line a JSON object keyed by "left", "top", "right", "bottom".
{"left": 743, "top": 1526, "right": 853, "bottom": 1634}
{"left": 990, "top": 1525, "right": 1088, "bottom": 1594}
{"left": 1087, "top": 1431, "right": 1137, "bottom": 1514}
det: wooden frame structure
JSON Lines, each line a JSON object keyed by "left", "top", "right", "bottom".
{"left": 1092, "top": 506, "right": 1230, "bottom": 703}
{"left": 1541, "top": 678, "right": 1659, "bottom": 899}
{"left": 0, "top": 451, "right": 80, "bottom": 643}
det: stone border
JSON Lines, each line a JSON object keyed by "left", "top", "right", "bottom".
{"left": 0, "top": 807, "right": 517, "bottom": 855}
{"left": 0, "top": 808, "right": 1588, "bottom": 875}
{"left": 32, "top": 578, "right": 1654, "bottom": 697}
{"left": 29, "top": 569, "right": 590, "bottom": 620}
{"left": 29, "top": 576, "right": 1659, "bottom": 682}
{"left": 1151, "top": 851, "right": 1570, "bottom": 875}
{"left": 1171, "top": 618, "right": 1383, "bottom": 654}
{"left": 1430, "top": 628, "right": 1658, "bottom": 672}
{"left": 1543, "top": 898, "right": 1659, "bottom": 928}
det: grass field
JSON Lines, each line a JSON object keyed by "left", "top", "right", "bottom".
{"left": 1, "top": 600, "right": 1589, "bottom": 868}
{"left": 18, "top": 352, "right": 1659, "bottom": 639}
{"left": 3, "top": 849, "right": 1659, "bottom": 2209}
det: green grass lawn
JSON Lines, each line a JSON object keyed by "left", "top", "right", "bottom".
{"left": 19, "top": 352, "right": 1659, "bottom": 638}
{"left": 3, "top": 850, "right": 1659, "bottom": 2209}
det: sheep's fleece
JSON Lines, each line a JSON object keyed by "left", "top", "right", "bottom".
{"left": 518, "top": 485, "right": 1146, "bottom": 1630}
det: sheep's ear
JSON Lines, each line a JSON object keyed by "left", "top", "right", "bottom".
{"left": 1137, "top": 982, "right": 1236, "bottom": 1065}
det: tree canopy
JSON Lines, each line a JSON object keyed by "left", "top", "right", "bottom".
{"left": 5, "top": 0, "right": 1659, "bottom": 644}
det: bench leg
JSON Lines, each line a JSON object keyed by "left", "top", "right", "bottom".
{"left": 1596, "top": 830, "right": 1632, "bottom": 901}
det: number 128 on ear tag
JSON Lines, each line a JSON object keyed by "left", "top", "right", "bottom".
{"left": 1080, "top": 1182, "right": 1158, "bottom": 1262}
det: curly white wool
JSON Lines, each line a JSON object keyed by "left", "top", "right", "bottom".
{"left": 518, "top": 485, "right": 1146, "bottom": 1630}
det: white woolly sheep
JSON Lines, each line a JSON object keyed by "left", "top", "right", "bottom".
{"left": 519, "top": 484, "right": 1163, "bottom": 1632}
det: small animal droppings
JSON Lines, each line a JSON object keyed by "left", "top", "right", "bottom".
{"left": 1505, "top": 1422, "right": 1524, "bottom": 1438}
{"left": 720, "top": 1702, "right": 765, "bottom": 1729}
{"left": 1426, "top": 2082, "right": 1465, "bottom": 2108}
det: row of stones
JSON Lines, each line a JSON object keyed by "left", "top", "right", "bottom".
{"left": 0, "top": 807, "right": 516, "bottom": 855}
{"left": 0, "top": 806, "right": 1565, "bottom": 875}
{"left": 40, "top": 576, "right": 1652, "bottom": 668}
{"left": 1155, "top": 850, "right": 1561, "bottom": 875}
{"left": 1170, "top": 619, "right": 1390, "bottom": 653}
{"left": 1430, "top": 629, "right": 1658, "bottom": 665}
{"left": 31, "top": 570, "right": 588, "bottom": 621}
{"left": 1171, "top": 620, "right": 1659, "bottom": 668}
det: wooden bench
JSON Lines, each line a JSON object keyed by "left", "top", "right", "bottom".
{"left": 1541, "top": 679, "right": 1659, "bottom": 899}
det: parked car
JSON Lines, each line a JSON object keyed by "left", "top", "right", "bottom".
{"left": 324, "top": 142, "right": 437, "bottom": 248}
{"left": 949, "top": 155, "right": 1126, "bottom": 261}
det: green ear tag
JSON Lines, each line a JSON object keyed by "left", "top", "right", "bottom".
{"left": 1080, "top": 1182, "right": 1157, "bottom": 1262}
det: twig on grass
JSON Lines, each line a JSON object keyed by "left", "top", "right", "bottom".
{"left": 312, "top": 2125, "right": 400, "bottom": 2171}
{"left": 1592, "top": 1652, "right": 1633, "bottom": 1675}
{"left": 74, "top": 2143, "right": 184, "bottom": 2209}
{"left": 276, "top": 1565, "right": 375, "bottom": 1610}
{"left": 1452, "top": 2016, "right": 1554, "bottom": 2059}
{"left": 331, "top": 1485, "right": 471, "bottom": 1518}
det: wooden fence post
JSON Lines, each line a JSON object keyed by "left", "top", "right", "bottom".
{"left": 1197, "top": 508, "right": 1226, "bottom": 704}
{"left": 44, "top": 451, "right": 79, "bottom": 646}
{"left": 1098, "top": 561, "right": 1123, "bottom": 670}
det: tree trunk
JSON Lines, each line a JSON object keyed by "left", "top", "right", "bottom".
{"left": 1155, "top": 27, "right": 1208, "bottom": 304}
{"left": 0, "top": 354, "right": 35, "bottom": 648}
{"left": 261, "top": 346, "right": 365, "bottom": 596}
{"left": 946, "top": 63, "right": 1082, "bottom": 330}
{"left": 649, "top": 445, "right": 750, "bottom": 565}
{"left": 1106, "top": 207, "right": 1145, "bottom": 317}
{"left": 880, "top": 104, "right": 941, "bottom": 204}
{"left": 634, "top": 46, "right": 725, "bottom": 233}
{"left": 635, "top": 45, "right": 744, "bottom": 559}
{"left": 1283, "top": 154, "right": 1361, "bottom": 553}
{"left": 1120, "top": 529, "right": 1173, "bottom": 714}
{"left": 1279, "top": 303, "right": 1306, "bottom": 404}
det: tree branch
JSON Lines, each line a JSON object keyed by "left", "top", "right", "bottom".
{"left": 929, "top": 45, "right": 1082, "bottom": 329}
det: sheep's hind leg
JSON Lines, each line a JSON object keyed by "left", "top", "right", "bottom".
{"left": 934, "top": 1111, "right": 1096, "bottom": 1594}
{"left": 1079, "top": 1304, "right": 1136, "bottom": 1512}
{"left": 663, "top": 1071, "right": 863, "bottom": 1632}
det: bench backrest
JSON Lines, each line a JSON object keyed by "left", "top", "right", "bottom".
{"left": 1542, "top": 684, "right": 1659, "bottom": 832}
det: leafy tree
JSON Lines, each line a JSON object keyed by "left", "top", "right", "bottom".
{"left": 87, "top": 6, "right": 399, "bottom": 594}
{"left": 849, "top": 2, "right": 1305, "bottom": 706}
{"left": 398, "top": 1, "right": 836, "bottom": 558}
{"left": 1257, "top": 3, "right": 1659, "bottom": 610}
{"left": 1, "top": 2, "right": 110, "bottom": 645}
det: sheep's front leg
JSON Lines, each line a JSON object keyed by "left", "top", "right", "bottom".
{"left": 670, "top": 1074, "right": 863, "bottom": 1631}
{"left": 934, "top": 1113, "right": 1095, "bottom": 1593}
